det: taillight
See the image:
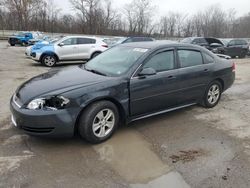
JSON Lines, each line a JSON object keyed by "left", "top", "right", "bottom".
{"left": 232, "top": 62, "right": 236, "bottom": 72}
{"left": 102, "top": 45, "right": 108, "bottom": 48}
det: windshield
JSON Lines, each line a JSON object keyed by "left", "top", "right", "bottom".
{"left": 85, "top": 46, "right": 148, "bottom": 77}
{"left": 50, "top": 39, "right": 59, "bottom": 44}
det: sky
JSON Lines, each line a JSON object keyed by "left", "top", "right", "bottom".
{"left": 54, "top": 0, "right": 250, "bottom": 17}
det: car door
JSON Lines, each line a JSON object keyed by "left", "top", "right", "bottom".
{"left": 225, "top": 40, "right": 237, "bottom": 57}
{"left": 177, "top": 49, "right": 213, "bottom": 104}
{"left": 129, "top": 49, "right": 181, "bottom": 117}
{"left": 77, "top": 38, "right": 96, "bottom": 59}
{"left": 56, "top": 38, "right": 78, "bottom": 60}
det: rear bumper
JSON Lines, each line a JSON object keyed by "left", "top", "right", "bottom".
{"left": 10, "top": 97, "right": 77, "bottom": 138}
{"left": 223, "top": 72, "right": 235, "bottom": 92}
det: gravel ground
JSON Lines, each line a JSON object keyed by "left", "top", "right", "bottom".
{"left": 0, "top": 42, "right": 250, "bottom": 188}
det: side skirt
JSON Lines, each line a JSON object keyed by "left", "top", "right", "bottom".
{"left": 129, "top": 103, "right": 197, "bottom": 123}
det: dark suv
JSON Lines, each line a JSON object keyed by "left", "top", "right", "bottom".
{"left": 218, "top": 39, "right": 249, "bottom": 58}
{"left": 181, "top": 37, "right": 224, "bottom": 51}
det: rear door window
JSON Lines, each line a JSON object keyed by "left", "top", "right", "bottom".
{"left": 77, "top": 38, "right": 96, "bottom": 44}
{"left": 178, "top": 50, "right": 203, "bottom": 68}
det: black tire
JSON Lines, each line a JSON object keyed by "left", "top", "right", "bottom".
{"left": 91, "top": 52, "right": 101, "bottom": 59}
{"left": 78, "top": 101, "right": 119, "bottom": 144}
{"left": 202, "top": 81, "right": 222, "bottom": 108}
{"left": 41, "top": 55, "right": 57, "bottom": 67}
{"left": 239, "top": 51, "right": 246, "bottom": 58}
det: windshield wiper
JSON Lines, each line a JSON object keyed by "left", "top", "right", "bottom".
{"left": 85, "top": 66, "right": 107, "bottom": 76}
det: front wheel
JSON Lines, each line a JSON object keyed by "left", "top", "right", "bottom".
{"left": 78, "top": 101, "right": 119, "bottom": 144}
{"left": 41, "top": 55, "right": 57, "bottom": 67}
{"left": 202, "top": 81, "right": 222, "bottom": 108}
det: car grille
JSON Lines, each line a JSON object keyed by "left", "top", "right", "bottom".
{"left": 22, "top": 126, "right": 54, "bottom": 133}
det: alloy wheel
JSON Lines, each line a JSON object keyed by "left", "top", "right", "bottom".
{"left": 92, "top": 109, "right": 115, "bottom": 138}
{"left": 44, "top": 56, "right": 56, "bottom": 66}
{"left": 207, "top": 84, "right": 220, "bottom": 105}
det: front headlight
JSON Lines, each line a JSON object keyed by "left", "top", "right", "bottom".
{"left": 27, "top": 96, "right": 70, "bottom": 110}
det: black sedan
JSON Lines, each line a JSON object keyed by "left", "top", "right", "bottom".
{"left": 10, "top": 42, "right": 235, "bottom": 143}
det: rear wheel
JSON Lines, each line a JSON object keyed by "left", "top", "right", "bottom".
{"left": 239, "top": 51, "right": 246, "bottom": 58}
{"left": 78, "top": 101, "right": 119, "bottom": 144}
{"left": 41, "top": 55, "right": 57, "bottom": 67}
{"left": 202, "top": 81, "right": 222, "bottom": 108}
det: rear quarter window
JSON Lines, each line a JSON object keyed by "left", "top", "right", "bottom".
{"left": 77, "top": 38, "right": 96, "bottom": 44}
{"left": 203, "top": 53, "right": 215, "bottom": 64}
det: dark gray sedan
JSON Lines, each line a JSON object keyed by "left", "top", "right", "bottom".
{"left": 10, "top": 42, "right": 235, "bottom": 143}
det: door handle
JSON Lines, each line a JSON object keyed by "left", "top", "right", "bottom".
{"left": 203, "top": 69, "right": 209, "bottom": 72}
{"left": 167, "top": 75, "right": 176, "bottom": 79}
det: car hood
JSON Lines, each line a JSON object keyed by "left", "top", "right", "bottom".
{"left": 32, "top": 42, "right": 50, "bottom": 50}
{"left": 205, "top": 38, "right": 224, "bottom": 45}
{"left": 16, "top": 66, "right": 112, "bottom": 105}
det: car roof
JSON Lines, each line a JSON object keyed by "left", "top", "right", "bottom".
{"left": 120, "top": 41, "right": 205, "bottom": 50}
{"left": 63, "top": 36, "right": 101, "bottom": 40}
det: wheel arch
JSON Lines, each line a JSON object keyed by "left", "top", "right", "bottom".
{"left": 74, "top": 97, "right": 127, "bottom": 134}
{"left": 214, "top": 78, "right": 224, "bottom": 91}
{"left": 39, "top": 51, "right": 59, "bottom": 62}
{"left": 90, "top": 51, "right": 102, "bottom": 59}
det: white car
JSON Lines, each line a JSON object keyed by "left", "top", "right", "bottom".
{"left": 31, "top": 36, "right": 109, "bottom": 67}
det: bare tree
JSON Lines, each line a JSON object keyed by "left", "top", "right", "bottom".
{"left": 124, "top": 0, "right": 155, "bottom": 35}
{"left": 0, "top": 1, "right": 249, "bottom": 38}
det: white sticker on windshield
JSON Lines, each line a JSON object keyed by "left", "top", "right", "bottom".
{"left": 133, "top": 48, "right": 148, "bottom": 53}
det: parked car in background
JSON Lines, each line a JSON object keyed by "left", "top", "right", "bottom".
{"left": 8, "top": 32, "right": 34, "bottom": 46}
{"left": 110, "top": 36, "right": 155, "bottom": 47}
{"left": 248, "top": 42, "right": 250, "bottom": 56}
{"left": 8, "top": 31, "right": 42, "bottom": 46}
{"left": 218, "top": 39, "right": 249, "bottom": 58}
{"left": 181, "top": 37, "right": 224, "bottom": 52}
{"left": 103, "top": 37, "right": 124, "bottom": 47}
{"left": 28, "top": 36, "right": 50, "bottom": 46}
{"left": 25, "top": 38, "right": 60, "bottom": 57}
{"left": 31, "top": 36, "right": 108, "bottom": 67}
{"left": 11, "top": 42, "right": 235, "bottom": 143}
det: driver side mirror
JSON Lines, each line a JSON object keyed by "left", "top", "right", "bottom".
{"left": 138, "top": 67, "right": 156, "bottom": 78}
{"left": 58, "top": 43, "right": 64, "bottom": 47}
